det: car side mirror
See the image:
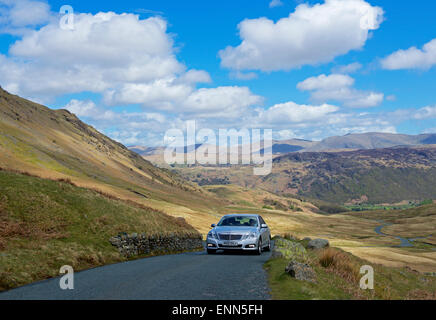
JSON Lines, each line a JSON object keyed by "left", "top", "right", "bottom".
{"left": 261, "top": 224, "right": 267, "bottom": 229}
{"left": 211, "top": 224, "right": 216, "bottom": 228}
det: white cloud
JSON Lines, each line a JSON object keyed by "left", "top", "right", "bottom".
{"left": 65, "top": 99, "right": 98, "bottom": 117}
{"left": 219, "top": 0, "right": 383, "bottom": 72}
{"left": 258, "top": 101, "right": 339, "bottom": 124}
{"left": 181, "top": 86, "right": 263, "bottom": 118}
{"left": 269, "top": 0, "right": 284, "bottom": 9}
{"left": 414, "top": 105, "right": 436, "bottom": 120}
{"left": 297, "top": 74, "right": 355, "bottom": 91}
{"left": 63, "top": 99, "right": 173, "bottom": 146}
{"left": 0, "top": 10, "right": 263, "bottom": 120}
{"left": 65, "top": 99, "right": 117, "bottom": 120}
{"left": 275, "top": 129, "right": 299, "bottom": 140}
{"left": 381, "top": 38, "right": 436, "bottom": 70}
{"left": 0, "top": 0, "right": 52, "bottom": 34}
{"left": 297, "top": 74, "right": 384, "bottom": 108}
{"left": 423, "top": 128, "right": 436, "bottom": 134}
{"left": 105, "top": 82, "right": 262, "bottom": 119}
{"left": 331, "top": 62, "right": 362, "bottom": 74}
{"left": 0, "top": 12, "right": 185, "bottom": 98}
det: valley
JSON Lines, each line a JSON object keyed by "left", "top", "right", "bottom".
{"left": 0, "top": 88, "right": 435, "bottom": 294}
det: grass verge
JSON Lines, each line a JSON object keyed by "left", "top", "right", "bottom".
{"left": 264, "top": 237, "right": 436, "bottom": 300}
{"left": 0, "top": 169, "right": 200, "bottom": 291}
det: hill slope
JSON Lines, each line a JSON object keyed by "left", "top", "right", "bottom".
{"left": 0, "top": 169, "right": 199, "bottom": 291}
{"left": 269, "top": 147, "right": 436, "bottom": 204}
{"left": 0, "top": 88, "right": 223, "bottom": 214}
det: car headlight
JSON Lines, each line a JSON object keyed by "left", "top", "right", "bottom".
{"left": 244, "top": 232, "right": 257, "bottom": 240}
{"left": 207, "top": 231, "right": 217, "bottom": 239}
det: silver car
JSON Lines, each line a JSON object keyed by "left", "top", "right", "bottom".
{"left": 206, "top": 214, "right": 271, "bottom": 255}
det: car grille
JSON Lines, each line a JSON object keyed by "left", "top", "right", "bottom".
{"left": 219, "top": 244, "right": 242, "bottom": 248}
{"left": 218, "top": 234, "right": 243, "bottom": 240}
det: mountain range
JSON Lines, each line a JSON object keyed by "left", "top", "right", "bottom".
{"left": 133, "top": 132, "right": 436, "bottom": 162}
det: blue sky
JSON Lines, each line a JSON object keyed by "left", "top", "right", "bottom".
{"left": 0, "top": 0, "right": 435, "bottom": 146}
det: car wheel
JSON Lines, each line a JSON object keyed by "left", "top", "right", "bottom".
{"left": 207, "top": 249, "right": 216, "bottom": 254}
{"left": 264, "top": 237, "right": 271, "bottom": 252}
{"left": 255, "top": 239, "right": 262, "bottom": 255}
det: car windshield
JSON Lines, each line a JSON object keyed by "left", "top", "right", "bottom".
{"left": 218, "top": 216, "right": 258, "bottom": 227}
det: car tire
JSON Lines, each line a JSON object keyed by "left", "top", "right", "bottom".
{"left": 255, "top": 239, "right": 262, "bottom": 255}
{"left": 207, "top": 249, "right": 216, "bottom": 254}
{"left": 264, "top": 237, "right": 271, "bottom": 251}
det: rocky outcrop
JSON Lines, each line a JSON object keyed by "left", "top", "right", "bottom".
{"left": 109, "top": 232, "right": 203, "bottom": 257}
{"left": 272, "top": 237, "right": 308, "bottom": 262}
{"left": 307, "top": 238, "right": 329, "bottom": 250}
{"left": 285, "top": 261, "right": 317, "bottom": 283}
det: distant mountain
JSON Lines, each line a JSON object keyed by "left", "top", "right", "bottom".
{"left": 263, "top": 146, "right": 436, "bottom": 204}
{"left": 133, "top": 133, "right": 436, "bottom": 161}
{"left": 129, "top": 145, "right": 166, "bottom": 156}
{"left": 269, "top": 133, "right": 436, "bottom": 153}
{"left": 307, "top": 132, "right": 436, "bottom": 151}
{"left": 174, "top": 145, "right": 436, "bottom": 205}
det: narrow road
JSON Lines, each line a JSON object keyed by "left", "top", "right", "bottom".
{"left": 0, "top": 249, "right": 272, "bottom": 300}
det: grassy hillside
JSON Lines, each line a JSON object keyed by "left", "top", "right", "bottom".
{"left": 268, "top": 147, "right": 436, "bottom": 204}
{"left": 266, "top": 237, "right": 436, "bottom": 300}
{"left": 0, "top": 169, "right": 199, "bottom": 291}
{"left": 0, "top": 87, "right": 226, "bottom": 219}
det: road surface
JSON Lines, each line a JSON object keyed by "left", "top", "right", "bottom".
{"left": 0, "top": 248, "right": 272, "bottom": 300}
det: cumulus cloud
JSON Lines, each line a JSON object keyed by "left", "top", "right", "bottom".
{"left": 1, "top": 12, "right": 184, "bottom": 98}
{"left": 275, "top": 129, "right": 299, "bottom": 140}
{"left": 258, "top": 102, "right": 339, "bottom": 124}
{"left": 65, "top": 99, "right": 117, "bottom": 120}
{"left": 105, "top": 82, "right": 262, "bottom": 118}
{"left": 65, "top": 99, "right": 98, "bottom": 117}
{"left": 381, "top": 38, "right": 436, "bottom": 70}
{"left": 244, "top": 101, "right": 401, "bottom": 141}
{"left": 64, "top": 99, "right": 173, "bottom": 146}
{"left": 219, "top": 0, "right": 383, "bottom": 72}
{"left": 181, "top": 86, "right": 263, "bottom": 118}
{"left": 414, "top": 105, "right": 436, "bottom": 120}
{"left": 0, "top": 9, "right": 262, "bottom": 120}
{"left": 297, "top": 74, "right": 384, "bottom": 108}
{"left": 0, "top": 0, "right": 52, "bottom": 34}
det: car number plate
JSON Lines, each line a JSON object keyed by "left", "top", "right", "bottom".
{"left": 224, "top": 241, "right": 239, "bottom": 246}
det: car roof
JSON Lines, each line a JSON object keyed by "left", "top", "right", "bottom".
{"left": 221, "top": 214, "right": 260, "bottom": 218}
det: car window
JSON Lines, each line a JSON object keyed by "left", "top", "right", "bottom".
{"left": 259, "top": 216, "right": 266, "bottom": 225}
{"left": 218, "top": 216, "right": 258, "bottom": 227}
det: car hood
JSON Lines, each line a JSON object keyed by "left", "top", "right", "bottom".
{"left": 213, "top": 226, "right": 258, "bottom": 234}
